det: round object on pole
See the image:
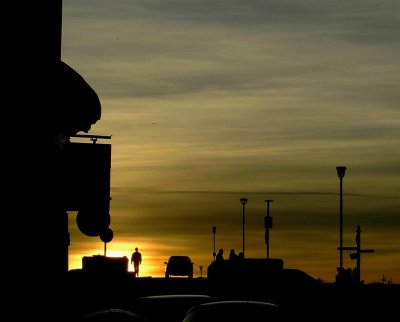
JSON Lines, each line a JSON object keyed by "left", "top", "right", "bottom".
{"left": 100, "top": 227, "right": 114, "bottom": 243}
{"left": 76, "top": 208, "right": 111, "bottom": 237}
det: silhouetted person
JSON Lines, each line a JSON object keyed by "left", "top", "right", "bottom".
{"left": 229, "top": 249, "right": 238, "bottom": 261}
{"left": 216, "top": 248, "right": 224, "bottom": 261}
{"left": 238, "top": 252, "right": 244, "bottom": 260}
{"left": 131, "top": 247, "right": 142, "bottom": 276}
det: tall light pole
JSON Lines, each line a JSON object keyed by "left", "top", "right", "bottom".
{"left": 240, "top": 198, "right": 248, "bottom": 258}
{"left": 212, "top": 226, "right": 217, "bottom": 261}
{"left": 336, "top": 166, "right": 346, "bottom": 272}
{"left": 264, "top": 199, "right": 274, "bottom": 259}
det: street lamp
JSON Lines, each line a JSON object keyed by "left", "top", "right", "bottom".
{"left": 264, "top": 199, "right": 274, "bottom": 259}
{"left": 336, "top": 166, "right": 346, "bottom": 272}
{"left": 240, "top": 197, "right": 248, "bottom": 258}
{"left": 212, "top": 226, "right": 216, "bottom": 261}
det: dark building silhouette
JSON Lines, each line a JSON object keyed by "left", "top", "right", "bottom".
{"left": 6, "top": 2, "right": 105, "bottom": 320}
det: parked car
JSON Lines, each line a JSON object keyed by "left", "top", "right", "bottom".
{"left": 80, "top": 308, "right": 147, "bottom": 322}
{"left": 164, "top": 256, "right": 194, "bottom": 278}
{"left": 131, "top": 294, "right": 213, "bottom": 322}
{"left": 182, "top": 300, "right": 281, "bottom": 322}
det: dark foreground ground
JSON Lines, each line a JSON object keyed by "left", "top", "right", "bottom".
{"left": 63, "top": 269, "right": 399, "bottom": 321}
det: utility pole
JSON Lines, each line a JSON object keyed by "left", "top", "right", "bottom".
{"left": 264, "top": 199, "right": 274, "bottom": 259}
{"left": 212, "top": 226, "right": 217, "bottom": 261}
{"left": 339, "top": 225, "right": 374, "bottom": 283}
{"left": 336, "top": 166, "right": 346, "bottom": 272}
{"left": 240, "top": 198, "right": 248, "bottom": 257}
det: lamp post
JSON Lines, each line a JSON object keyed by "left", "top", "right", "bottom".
{"left": 264, "top": 199, "right": 274, "bottom": 259}
{"left": 240, "top": 198, "right": 248, "bottom": 258}
{"left": 212, "top": 226, "right": 216, "bottom": 261}
{"left": 336, "top": 166, "right": 346, "bottom": 272}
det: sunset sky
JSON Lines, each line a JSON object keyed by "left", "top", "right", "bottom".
{"left": 61, "top": 0, "right": 399, "bottom": 283}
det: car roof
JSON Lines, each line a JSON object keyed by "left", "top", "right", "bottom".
{"left": 169, "top": 255, "right": 191, "bottom": 259}
{"left": 81, "top": 308, "right": 147, "bottom": 322}
{"left": 188, "top": 300, "right": 279, "bottom": 309}
{"left": 132, "top": 294, "right": 213, "bottom": 322}
{"left": 183, "top": 300, "right": 281, "bottom": 322}
{"left": 136, "top": 294, "right": 211, "bottom": 300}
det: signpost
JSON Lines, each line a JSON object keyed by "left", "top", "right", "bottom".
{"left": 338, "top": 225, "right": 374, "bottom": 283}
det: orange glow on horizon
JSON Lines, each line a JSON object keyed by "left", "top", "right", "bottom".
{"left": 68, "top": 238, "right": 173, "bottom": 277}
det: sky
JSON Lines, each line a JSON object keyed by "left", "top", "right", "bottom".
{"left": 61, "top": 0, "right": 400, "bottom": 283}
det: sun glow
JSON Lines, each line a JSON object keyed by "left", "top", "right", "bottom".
{"left": 68, "top": 220, "right": 170, "bottom": 277}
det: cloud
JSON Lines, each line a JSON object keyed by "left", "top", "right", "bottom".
{"left": 63, "top": 0, "right": 400, "bottom": 282}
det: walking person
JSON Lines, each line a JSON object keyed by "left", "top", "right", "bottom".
{"left": 131, "top": 247, "right": 142, "bottom": 277}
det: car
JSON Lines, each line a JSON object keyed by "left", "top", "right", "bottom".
{"left": 164, "top": 256, "right": 194, "bottom": 278}
{"left": 182, "top": 300, "right": 281, "bottom": 322}
{"left": 80, "top": 308, "right": 147, "bottom": 322}
{"left": 131, "top": 294, "right": 213, "bottom": 322}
